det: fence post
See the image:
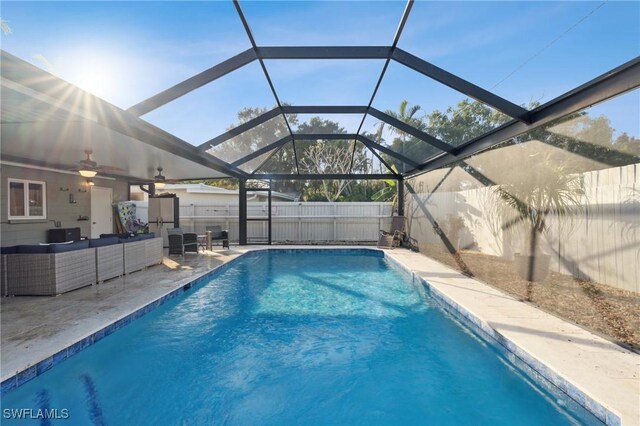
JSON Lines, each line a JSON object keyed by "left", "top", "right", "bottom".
{"left": 397, "top": 178, "right": 404, "bottom": 217}
{"left": 333, "top": 203, "right": 337, "bottom": 242}
{"left": 298, "top": 203, "right": 302, "bottom": 243}
{"left": 239, "top": 179, "right": 247, "bottom": 245}
{"left": 190, "top": 204, "right": 196, "bottom": 232}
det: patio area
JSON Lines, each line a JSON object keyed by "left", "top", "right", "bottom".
{"left": 0, "top": 248, "right": 244, "bottom": 381}
{"left": 0, "top": 0, "right": 638, "bottom": 424}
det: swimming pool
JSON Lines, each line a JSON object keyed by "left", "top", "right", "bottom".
{"left": 2, "top": 250, "right": 602, "bottom": 425}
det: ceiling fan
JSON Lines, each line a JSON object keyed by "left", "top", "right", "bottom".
{"left": 74, "top": 149, "right": 124, "bottom": 177}
{"left": 152, "top": 167, "right": 182, "bottom": 189}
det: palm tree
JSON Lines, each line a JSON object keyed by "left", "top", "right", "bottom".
{"left": 1, "top": 18, "right": 12, "bottom": 35}
{"left": 376, "top": 100, "right": 427, "bottom": 173}
{"left": 494, "top": 150, "right": 586, "bottom": 283}
{"left": 378, "top": 100, "right": 425, "bottom": 149}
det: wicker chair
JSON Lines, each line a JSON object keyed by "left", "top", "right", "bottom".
{"left": 167, "top": 228, "right": 198, "bottom": 255}
{"left": 205, "top": 225, "right": 230, "bottom": 249}
{"left": 378, "top": 216, "right": 418, "bottom": 250}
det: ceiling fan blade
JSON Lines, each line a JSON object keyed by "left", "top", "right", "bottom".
{"left": 97, "top": 165, "right": 125, "bottom": 172}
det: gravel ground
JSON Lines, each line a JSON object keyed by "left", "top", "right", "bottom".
{"left": 420, "top": 244, "right": 640, "bottom": 352}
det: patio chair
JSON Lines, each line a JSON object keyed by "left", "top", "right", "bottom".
{"left": 167, "top": 228, "right": 198, "bottom": 255}
{"left": 378, "top": 216, "right": 404, "bottom": 248}
{"left": 206, "top": 226, "right": 230, "bottom": 249}
{"left": 378, "top": 216, "right": 418, "bottom": 250}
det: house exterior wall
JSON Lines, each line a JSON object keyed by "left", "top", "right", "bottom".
{"left": 134, "top": 188, "right": 285, "bottom": 203}
{"left": 1, "top": 164, "right": 129, "bottom": 246}
{"left": 160, "top": 190, "right": 239, "bottom": 205}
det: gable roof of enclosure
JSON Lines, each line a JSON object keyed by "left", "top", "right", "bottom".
{"left": 1, "top": 0, "right": 638, "bottom": 182}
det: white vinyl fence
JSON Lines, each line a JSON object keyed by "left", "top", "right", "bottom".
{"left": 136, "top": 202, "right": 393, "bottom": 244}
{"left": 406, "top": 164, "right": 640, "bottom": 293}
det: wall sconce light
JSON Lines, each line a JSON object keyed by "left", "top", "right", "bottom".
{"left": 87, "top": 179, "right": 95, "bottom": 186}
{"left": 154, "top": 167, "right": 166, "bottom": 190}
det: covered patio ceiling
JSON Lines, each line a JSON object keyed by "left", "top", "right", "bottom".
{"left": 1, "top": 0, "right": 638, "bottom": 182}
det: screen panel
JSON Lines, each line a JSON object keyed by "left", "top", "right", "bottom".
{"left": 288, "top": 114, "right": 365, "bottom": 134}
{"left": 255, "top": 142, "right": 298, "bottom": 175}
{"left": 1, "top": 1, "right": 251, "bottom": 108}
{"left": 266, "top": 60, "right": 386, "bottom": 106}
{"left": 373, "top": 61, "right": 512, "bottom": 148}
{"left": 398, "top": 1, "right": 640, "bottom": 108}
{"left": 361, "top": 114, "right": 444, "bottom": 173}
{"left": 205, "top": 115, "right": 289, "bottom": 164}
{"left": 142, "top": 62, "right": 276, "bottom": 146}
{"left": 243, "top": 1, "right": 405, "bottom": 46}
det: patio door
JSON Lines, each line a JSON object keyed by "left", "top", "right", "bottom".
{"left": 246, "top": 181, "right": 272, "bottom": 245}
{"left": 91, "top": 186, "right": 113, "bottom": 238}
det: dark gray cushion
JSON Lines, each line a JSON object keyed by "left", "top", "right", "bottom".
{"left": 17, "top": 245, "right": 49, "bottom": 254}
{"left": 101, "top": 233, "right": 135, "bottom": 239}
{"left": 1, "top": 246, "right": 18, "bottom": 254}
{"left": 120, "top": 235, "right": 142, "bottom": 243}
{"left": 89, "top": 237, "right": 120, "bottom": 248}
{"left": 48, "top": 240, "right": 90, "bottom": 253}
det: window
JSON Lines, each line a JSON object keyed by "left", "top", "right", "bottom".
{"left": 8, "top": 179, "right": 46, "bottom": 220}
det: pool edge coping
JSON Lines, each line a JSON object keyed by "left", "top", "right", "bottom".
{"left": 382, "top": 253, "right": 622, "bottom": 426}
{"left": 0, "top": 247, "right": 623, "bottom": 425}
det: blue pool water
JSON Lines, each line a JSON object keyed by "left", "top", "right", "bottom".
{"left": 3, "top": 250, "right": 601, "bottom": 425}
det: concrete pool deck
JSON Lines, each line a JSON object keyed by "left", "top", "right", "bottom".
{"left": 1, "top": 246, "right": 638, "bottom": 424}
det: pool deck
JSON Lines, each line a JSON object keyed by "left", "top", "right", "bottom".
{"left": 1, "top": 246, "right": 638, "bottom": 425}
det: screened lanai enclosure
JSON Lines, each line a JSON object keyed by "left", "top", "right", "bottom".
{"left": 1, "top": 0, "right": 639, "bottom": 351}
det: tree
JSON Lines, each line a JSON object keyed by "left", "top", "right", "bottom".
{"left": 0, "top": 18, "right": 11, "bottom": 35}
{"left": 294, "top": 117, "right": 369, "bottom": 201}
{"left": 378, "top": 100, "right": 432, "bottom": 172}
{"left": 204, "top": 111, "right": 376, "bottom": 200}
{"left": 207, "top": 106, "right": 296, "bottom": 169}
{"left": 614, "top": 132, "right": 640, "bottom": 158}
{"left": 299, "top": 143, "right": 368, "bottom": 201}
{"left": 426, "top": 99, "right": 510, "bottom": 146}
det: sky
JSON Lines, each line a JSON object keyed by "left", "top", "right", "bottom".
{"left": 1, "top": 0, "right": 638, "bottom": 147}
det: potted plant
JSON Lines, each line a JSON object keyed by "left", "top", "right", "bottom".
{"left": 494, "top": 151, "right": 585, "bottom": 282}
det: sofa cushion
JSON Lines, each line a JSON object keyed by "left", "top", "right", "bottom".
{"left": 100, "top": 233, "right": 134, "bottom": 239}
{"left": 48, "top": 240, "right": 90, "bottom": 253}
{"left": 89, "top": 237, "right": 120, "bottom": 248}
{"left": 1, "top": 246, "right": 18, "bottom": 254}
{"left": 17, "top": 245, "right": 49, "bottom": 254}
{"left": 138, "top": 233, "right": 156, "bottom": 240}
{"left": 119, "top": 235, "right": 142, "bottom": 243}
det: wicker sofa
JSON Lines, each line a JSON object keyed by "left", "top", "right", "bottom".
{"left": 3, "top": 233, "right": 164, "bottom": 296}
{"left": 5, "top": 241, "right": 96, "bottom": 296}
{"left": 97, "top": 233, "right": 163, "bottom": 275}
{"left": 91, "top": 236, "right": 124, "bottom": 283}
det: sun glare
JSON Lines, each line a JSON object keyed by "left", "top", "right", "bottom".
{"left": 69, "top": 53, "right": 118, "bottom": 100}
{"left": 58, "top": 46, "right": 152, "bottom": 107}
